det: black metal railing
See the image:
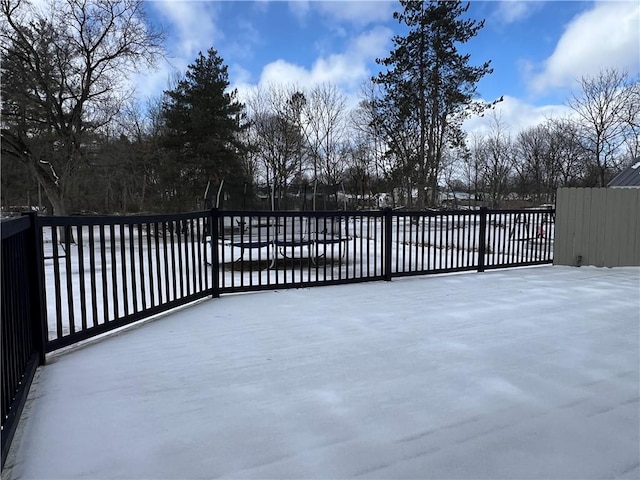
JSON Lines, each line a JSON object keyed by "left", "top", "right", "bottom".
{"left": 389, "top": 208, "right": 555, "bottom": 276}
{"left": 214, "top": 208, "right": 554, "bottom": 290}
{"left": 1, "top": 213, "right": 46, "bottom": 468}
{"left": 39, "top": 211, "right": 215, "bottom": 352}
{"left": 35, "top": 207, "right": 554, "bottom": 351}
{"left": 217, "top": 211, "right": 386, "bottom": 293}
{"left": 390, "top": 210, "right": 481, "bottom": 277}
{"left": 483, "top": 209, "right": 554, "bottom": 270}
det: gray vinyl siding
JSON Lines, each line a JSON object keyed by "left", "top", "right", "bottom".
{"left": 554, "top": 187, "right": 640, "bottom": 267}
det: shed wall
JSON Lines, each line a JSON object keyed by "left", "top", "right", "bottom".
{"left": 555, "top": 187, "right": 640, "bottom": 267}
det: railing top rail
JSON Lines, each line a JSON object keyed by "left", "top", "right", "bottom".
{"left": 38, "top": 210, "right": 210, "bottom": 226}
{"left": 486, "top": 208, "right": 555, "bottom": 215}
{"left": 1, "top": 216, "right": 31, "bottom": 239}
{"left": 32, "top": 207, "right": 557, "bottom": 227}
{"left": 391, "top": 209, "right": 479, "bottom": 217}
{"left": 219, "top": 210, "right": 386, "bottom": 218}
{"left": 217, "top": 208, "right": 555, "bottom": 217}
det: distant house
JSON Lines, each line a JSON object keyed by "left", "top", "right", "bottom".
{"left": 608, "top": 160, "right": 640, "bottom": 187}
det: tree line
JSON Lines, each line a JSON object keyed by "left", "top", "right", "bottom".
{"left": 2, "top": 0, "right": 638, "bottom": 215}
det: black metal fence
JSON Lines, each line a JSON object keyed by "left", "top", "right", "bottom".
{"left": 217, "top": 208, "right": 554, "bottom": 291}
{"left": 31, "top": 207, "right": 557, "bottom": 351}
{"left": 217, "top": 211, "right": 386, "bottom": 293}
{"left": 1, "top": 207, "right": 554, "bottom": 465}
{"left": 39, "top": 211, "right": 215, "bottom": 352}
{"left": 1, "top": 213, "right": 46, "bottom": 468}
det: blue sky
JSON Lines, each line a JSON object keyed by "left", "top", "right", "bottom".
{"left": 139, "top": 1, "right": 639, "bottom": 133}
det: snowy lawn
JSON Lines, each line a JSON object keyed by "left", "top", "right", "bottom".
{"left": 6, "top": 266, "right": 639, "bottom": 479}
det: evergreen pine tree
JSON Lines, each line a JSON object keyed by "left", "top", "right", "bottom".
{"left": 161, "top": 49, "right": 248, "bottom": 210}
{"left": 374, "top": 0, "right": 494, "bottom": 207}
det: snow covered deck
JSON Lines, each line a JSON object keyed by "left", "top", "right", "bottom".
{"left": 6, "top": 266, "right": 640, "bottom": 479}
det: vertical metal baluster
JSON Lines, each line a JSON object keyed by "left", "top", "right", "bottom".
{"left": 99, "top": 225, "right": 109, "bottom": 324}
{"left": 196, "top": 218, "right": 203, "bottom": 293}
{"left": 128, "top": 223, "right": 138, "bottom": 313}
{"left": 154, "top": 222, "right": 163, "bottom": 304}
{"left": 88, "top": 225, "right": 97, "bottom": 328}
{"left": 162, "top": 222, "right": 170, "bottom": 303}
{"left": 189, "top": 218, "right": 196, "bottom": 293}
{"left": 63, "top": 225, "right": 75, "bottom": 335}
{"left": 77, "top": 224, "right": 87, "bottom": 331}
{"left": 439, "top": 214, "right": 445, "bottom": 270}
{"left": 51, "top": 227, "right": 63, "bottom": 339}
{"left": 119, "top": 224, "right": 129, "bottom": 316}
{"left": 176, "top": 220, "right": 184, "bottom": 299}
{"left": 137, "top": 223, "right": 146, "bottom": 310}
{"left": 146, "top": 222, "right": 155, "bottom": 307}
{"left": 109, "top": 224, "right": 119, "bottom": 319}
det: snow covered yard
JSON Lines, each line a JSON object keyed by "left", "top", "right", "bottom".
{"left": 6, "top": 266, "right": 639, "bottom": 479}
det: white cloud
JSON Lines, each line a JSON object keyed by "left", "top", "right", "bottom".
{"left": 288, "top": 1, "right": 395, "bottom": 27}
{"left": 133, "top": 1, "right": 395, "bottom": 109}
{"left": 131, "top": 1, "right": 224, "bottom": 103}
{"left": 352, "top": 26, "right": 393, "bottom": 60}
{"left": 233, "top": 26, "right": 392, "bottom": 107}
{"left": 228, "top": 64, "right": 253, "bottom": 86}
{"left": 288, "top": 0, "right": 311, "bottom": 23}
{"left": 530, "top": 1, "right": 640, "bottom": 93}
{"left": 493, "top": 1, "right": 543, "bottom": 24}
{"left": 315, "top": 1, "right": 396, "bottom": 26}
{"left": 131, "top": 67, "right": 174, "bottom": 103}
{"left": 150, "top": 1, "right": 222, "bottom": 65}
{"left": 463, "top": 96, "right": 572, "bottom": 136}
{"left": 259, "top": 59, "right": 312, "bottom": 85}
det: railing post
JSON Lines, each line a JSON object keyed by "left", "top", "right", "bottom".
{"left": 23, "top": 211, "right": 47, "bottom": 364}
{"left": 383, "top": 208, "right": 393, "bottom": 281}
{"left": 210, "top": 208, "right": 220, "bottom": 298}
{"left": 478, "top": 207, "right": 487, "bottom": 273}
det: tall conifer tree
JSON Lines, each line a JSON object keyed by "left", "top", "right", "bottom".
{"left": 161, "top": 49, "right": 247, "bottom": 209}
{"left": 374, "top": 0, "right": 494, "bottom": 207}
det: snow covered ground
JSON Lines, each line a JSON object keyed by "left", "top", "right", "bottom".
{"left": 6, "top": 266, "right": 639, "bottom": 479}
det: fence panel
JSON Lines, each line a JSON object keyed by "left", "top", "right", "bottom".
{"left": 389, "top": 211, "right": 480, "bottom": 277}
{"left": 215, "top": 211, "right": 385, "bottom": 294}
{"left": 484, "top": 209, "right": 555, "bottom": 269}
{"left": 40, "top": 211, "right": 216, "bottom": 351}
{"left": 1, "top": 214, "right": 46, "bottom": 468}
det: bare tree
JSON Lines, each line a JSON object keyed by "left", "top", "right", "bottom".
{"left": 102, "top": 100, "right": 166, "bottom": 212}
{"left": 568, "top": 68, "right": 640, "bottom": 186}
{"left": 360, "top": 80, "right": 421, "bottom": 207}
{"left": 305, "top": 84, "right": 349, "bottom": 187}
{"left": 246, "top": 84, "right": 308, "bottom": 209}
{"left": 543, "top": 117, "right": 588, "bottom": 190}
{"left": 481, "top": 113, "right": 513, "bottom": 208}
{"left": 464, "top": 133, "right": 487, "bottom": 207}
{"left": 620, "top": 82, "right": 640, "bottom": 165}
{"left": 342, "top": 133, "right": 375, "bottom": 209}
{"left": 513, "top": 125, "right": 550, "bottom": 203}
{"left": 1, "top": 0, "right": 164, "bottom": 215}
{"left": 349, "top": 88, "right": 391, "bottom": 205}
